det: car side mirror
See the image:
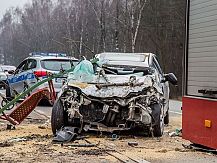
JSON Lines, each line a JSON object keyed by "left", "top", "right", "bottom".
{"left": 8, "top": 70, "right": 15, "bottom": 74}
{"left": 164, "top": 73, "right": 177, "bottom": 85}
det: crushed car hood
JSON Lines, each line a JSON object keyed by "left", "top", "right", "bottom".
{"left": 68, "top": 74, "right": 162, "bottom": 98}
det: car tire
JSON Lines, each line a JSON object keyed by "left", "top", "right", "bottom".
{"left": 1, "top": 98, "right": 14, "bottom": 110}
{"left": 5, "top": 83, "right": 12, "bottom": 99}
{"left": 39, "top": 98, "right": 53, "bottom": 106}
{"left": 151, "top": 103, "right": 164, "bottom": 137}
{"left": 51, "top": 99, "right": 66, "bottom": 135}
{"left": 164, "top": 111, "right": 169, "bottom": 125}
{"left": 0, "top": 81, "right": 4, "bottom": 89}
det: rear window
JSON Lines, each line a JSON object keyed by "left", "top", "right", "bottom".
{"left": 41, "top": 59, "right": 77, "bottom": 71}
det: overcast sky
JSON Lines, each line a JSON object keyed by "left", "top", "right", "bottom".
{"left": 0, "top": 0, "right": 29, "bottom": 19}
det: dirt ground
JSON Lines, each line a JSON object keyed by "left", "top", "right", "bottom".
{"left": 0, "top": 116, "right": 217, "bottom": 163}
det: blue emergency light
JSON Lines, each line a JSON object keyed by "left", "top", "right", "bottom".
{"left": 29, "top": 52, "right": 67, "bottom": 57}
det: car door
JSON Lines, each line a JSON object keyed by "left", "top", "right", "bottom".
{"left": 24, "top": 59, "right": 38, "bottom": 88}
{"left": 152, "top": 57, "right": 169, "bottom": 113}
{"left": 9, "top": 59, "right": 38, "bottom": 96}
{"left": 8, "top": 60, "right": 28, "bottom": 95}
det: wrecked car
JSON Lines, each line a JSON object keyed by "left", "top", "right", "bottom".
{"left": 51, "top": 53, "right": 177, "bottom": 137}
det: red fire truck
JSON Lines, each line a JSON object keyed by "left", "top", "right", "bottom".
{"left": 182, "top": 0, "right": 217, "bottom": 149}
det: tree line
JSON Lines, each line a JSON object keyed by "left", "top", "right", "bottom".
{"left": 0, "top": 0, "right": 185, "bottom": 97}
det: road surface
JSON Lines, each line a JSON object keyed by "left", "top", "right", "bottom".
{"left": 169, "top": 100, "right": 182, "bottom": 115}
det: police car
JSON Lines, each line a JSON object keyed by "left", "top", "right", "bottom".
{"left": 0, "top": 65, "right": 16, "bottom": 89}
{"left": 6, "top": 52, "right": 78, "bottom": 103}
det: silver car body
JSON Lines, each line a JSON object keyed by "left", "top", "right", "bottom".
{"left": 0, "top": 65, "right": 16, "bottom": 74}
{"left": 7, "top": 53, "right": 78, "bottom": 97}
{"left": 68, "top": 53, "right": 169, "bottom": 115}
{"left": 53, "top": 52, "right": 172, "bottom": 136}
{"left": 0, "top": 65, "right": 16, "bottom": 88}
{"left": 0, "top": 71, "right": 7, "bottom": 81}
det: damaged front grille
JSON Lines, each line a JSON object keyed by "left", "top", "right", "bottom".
{"left": 59, "top": 83, "right": 163, "bottom": 133}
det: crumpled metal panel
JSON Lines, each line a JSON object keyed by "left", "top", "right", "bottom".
{"left": 68, "top": 75, "right": 162, "bottom": 98}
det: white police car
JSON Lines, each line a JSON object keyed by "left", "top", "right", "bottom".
{"left": 6, "top": 52, "right": 78, "bottom": 103}
{"left": 0, "top": 65, "right": 16, "bottom": 89}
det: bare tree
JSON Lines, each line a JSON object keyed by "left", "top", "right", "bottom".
{"left": 0, "top": 0, "right": 186, "bottom": 97}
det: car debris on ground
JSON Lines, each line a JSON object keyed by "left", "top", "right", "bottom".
{"left": 53, "top": 126, "right": 78, "bottom": 143}
{"left": 169, "top": 128, "right": 182, "bottom": 137}
{"left": 0, "top": 116, "right": 217, "bottom": 162}
{"left": 128, "top": 141, "right": 139, "bottom": 147}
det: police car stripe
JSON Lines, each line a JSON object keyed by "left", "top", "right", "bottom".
{"left": 7, "top": 73, "right": 35, "bottom": 84}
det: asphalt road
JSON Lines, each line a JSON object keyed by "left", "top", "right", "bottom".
{"left": 169, "top": 99, "right": 182, "bottom": 115}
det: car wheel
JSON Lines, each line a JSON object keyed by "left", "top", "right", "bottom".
{"left": 151, "top": 103, "right": 164, "bottom": 137}
{"left": 5, "top": 83, "right": 12, "bottom": 99}
{"left": 1, "top": 98, "right": 14, "bottom": 110}
{"left": 164, "top": 111, "right": 169, "bottom": 125}
{"left": 0, "top": 81, "right": 4, "bottom": 89}
{"left": 39, "top": 98, "right": 53, "bottom": 106}
{"left": 51, "top": 99, "right": 66, "bottom": 135}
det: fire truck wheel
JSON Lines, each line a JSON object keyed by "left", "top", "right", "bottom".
{"left": 51, "top": 99, "right": 66, "bottom": 135}
{"left": 151, "top": 103, "right": 164, "bottom": 137}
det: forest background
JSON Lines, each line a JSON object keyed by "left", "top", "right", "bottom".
{"left": 0, "top": 0, "right": 186, "bottom": 97}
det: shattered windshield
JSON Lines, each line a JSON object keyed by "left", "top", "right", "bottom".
{"left": 96, "top": 53, "right": 150, "bottom": 75}
{"left": 68, "top": 59, "right": 153, "bottom": 84}
{"left": 102, "top": 64, "right": 152, "bottom": 75}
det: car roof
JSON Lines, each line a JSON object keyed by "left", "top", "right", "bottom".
{"left": 0, "top": 65, "right": 16, "bottom": 71}
{"left": 96, "top": 52, "right": 154, "bottom": 67}
{"left": 27, "top": 56, "right": 78, "bottom": 61}
{"left": 0, "top": 65, "right": 16, "bottom": 68}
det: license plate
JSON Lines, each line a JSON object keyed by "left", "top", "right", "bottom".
{"left": 55, "top": 78, "right": 63, "bottom": 83}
